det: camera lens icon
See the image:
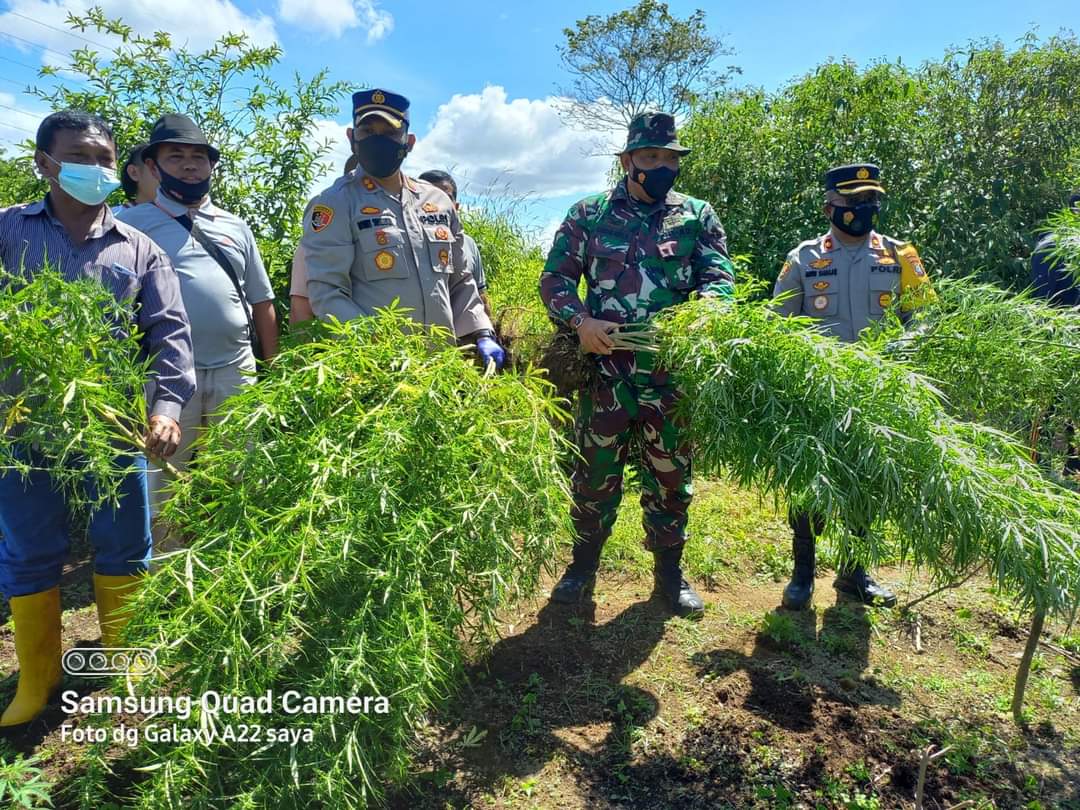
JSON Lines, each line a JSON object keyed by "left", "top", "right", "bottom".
{"left": 63, "top": 647, "right": 156, "bottom": 677}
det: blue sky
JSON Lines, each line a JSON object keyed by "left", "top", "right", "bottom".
{"left": 2, "top": 0, "right": 1078, "bottom": 240}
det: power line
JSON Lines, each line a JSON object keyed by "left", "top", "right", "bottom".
{"left": 0, "top": 103, "right": 41, "bottom": 123}
{"left": 0, "top": 75, "right": 31, "bottom": 89}
{"left": 0, "top": 52, "right": 43, "bottom": 73}
{"left": 0, "top": 120, "right": 38, "bottom": 136}
{"left": 0, "top": 30, "right": 75, "bottom": 62}
{"left": 2, "top": 10, "right": 114, "bottom": 50}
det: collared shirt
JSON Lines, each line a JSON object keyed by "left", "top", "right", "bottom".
{"left": 1031, "top": 234, "right": 1079, "bottom": 307}
{"left": 117, "top": 191, "right": 274, "bottom": 369}
{"left": 299, "top": 171, "right": 491, "bottom": 338}
{"left": 773, "top": 230, "right": 935, "bottom": 343}
{"left": 539, "top": 179, "right": 735, "bottom": 385}
{"left": 0, "top": 195, "right": 195, "bottom": 421}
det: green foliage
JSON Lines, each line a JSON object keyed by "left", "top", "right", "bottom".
{"left": 1045, "top": 205, "right": 1080, "bottom": 286}
{"left": 461, "top": 206, "right": 552, "bottom": 367}
{"left": 0, "top": 267, "right": 150, "bottom": 511}
{"left": 556, "top": 0, "right": 737, "bottom": 129}
{"left": 679, "top": 32, "right": 1080, "bottom": 288}
{"left": 0, "top": 153, "right": 46, "bottom": 209}
{"left": 31, "top": 8, "right": 348, "bottom": 297}
{"left": 0, "top": 751, "right": 53, "bottom": 809}
{"left": 89, "top": 308, "right": 572, "bottom": 808}
{"left": 656, "top": 294, "right": 1080, "bottom": 615}
{"left": 864, "top": 278, "right": 1080, "bottom": 466}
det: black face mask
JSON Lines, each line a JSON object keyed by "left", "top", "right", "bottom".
{"left": 354, "top": 134, "right": 409, "bottom": 179}
{"left": 830, "top": 202, "right": 880, "bottom": 237}
{"left": 157, "top": 165, "right": 211, "bottom": 205}
{"left": 629, "top": 160, "right": 678, "bottom": 201}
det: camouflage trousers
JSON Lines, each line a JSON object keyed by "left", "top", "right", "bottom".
{"left": 571, "top": 376, "right": 693, "bottom": 551}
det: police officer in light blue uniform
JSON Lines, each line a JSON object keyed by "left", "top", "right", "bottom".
{"left": 774, "top": 163, "right": 935, "bottom": 610}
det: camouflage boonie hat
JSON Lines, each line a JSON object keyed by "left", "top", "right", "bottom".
{"left": 622, "top": 111, "right": 690, "bottom": 155}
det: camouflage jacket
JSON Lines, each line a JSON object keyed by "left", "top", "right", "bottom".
{"left": 539, "top": 180, "right": 735, "bottom": 385}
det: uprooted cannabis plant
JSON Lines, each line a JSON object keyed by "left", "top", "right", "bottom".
{"left": 656, "top": 294, "right": 1080, "bottom": 617}
{"left": 0, "top": 266, "right": 152, "bottom": 511}
{"left": 69, "top": 307, "right": 573, "bottom": 809}
{"left": 863, "top": 277, "right": 1080, "bottom": 469}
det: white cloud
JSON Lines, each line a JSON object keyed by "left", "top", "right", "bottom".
{"left": 406, "top": 85, "right": 624, "bottom": 200}
{"left": 0, "top": 92, "right": 48, "bottom": 153}
{"left": 277, "top": 0, "right": 392, "bottom": 41}
{"left": 0, "top": 0, "right": 277, "bottom": 69}
{"left": 305, "top": 117, "right": 354, "bottom": 198}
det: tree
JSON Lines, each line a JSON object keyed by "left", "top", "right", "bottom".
{"left": 0, "top": 152, "right": 45, "bottom": 209}
{"left": 556, "top": 0, "right": 738, "bottom": 130}
{"left": 31, "top": 7, "right": 349, "bottom": 296}
{"left": 678, "top": 32, "right": 1080, "bottom": 289}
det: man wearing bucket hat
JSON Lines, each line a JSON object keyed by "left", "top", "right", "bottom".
{"left": 539, "top": 111, "right": 735, "bottom": 617}
{"left": 117, "top": 113, "right": 278, "bottom": 527}
{"left": 772, "top": 163, "right": 936, "bottom": 610}
{"left": 300, "top": 89, "right": 501, "bottom": 367}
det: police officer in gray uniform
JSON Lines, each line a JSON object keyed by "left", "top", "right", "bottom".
{"left": 301, "top": 89, "right": 504, "bottom": 368}
{"left": 773, "top": 163, "right": 935, "bottom": 610}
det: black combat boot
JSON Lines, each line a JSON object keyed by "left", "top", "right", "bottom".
{"left": 550, "top": 536, "right": 604, "bottom": 604}
{"left": 781, "top": 534, "right": 816, "bottom": 611}
{"left": 833, "top": 565, "right": 897, "bottom": 607}
{"left": 652, "top": 545, "right": 704, "bottom": 618}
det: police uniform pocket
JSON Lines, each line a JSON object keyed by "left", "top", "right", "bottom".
{"left": 423, "top": 225, "right": 453, "bottom": 274}
{"left": 869, "top": 274, "right": 900, "bottom": 315}
{"left": 803, "top": 289, "right": 838, "bottom": 318}
{"left": 357, "top": 226, "right": 409, "bottom": 281}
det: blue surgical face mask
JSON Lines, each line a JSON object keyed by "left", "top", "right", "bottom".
{"left": 45, "top": 153, "right": 121, "bottom": 206}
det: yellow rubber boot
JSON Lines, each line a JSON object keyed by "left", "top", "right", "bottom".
{"left": 0, "top": 586, "right": 63, "bottom": 727}
{"left": 93, "top": 574, "right": 142, "bottom": 648}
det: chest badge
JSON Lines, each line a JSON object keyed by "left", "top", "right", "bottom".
{"left": 422, "top": 202, "right": 439, "bottom": 213}
{"left": 812, "top": 280, "right": 830, "bottom": 290}
{"left": 812, "top": 295, "right": 830, "bottom": 311}
{"left": 361, "top": 206, "right": 380, "bottom": 215}
{"left": 374, "top": 251, "right": 396, "bottom": 272}
{"left": 438, "top": 248, "right": 449, "bottom": 266}
{"left": 809, "top": 258, "right": 832, "bottom": 269}
{"left": 434, "top": 226, "right": 450, "bottom": 240}
{"left": 876, "top": 255, "right": 896, "bottom": 265}
{"left": 878, "top": 292, "right": 894, "bottom": 307}
{"left": 375, "top": 230, "right": 389, "bottom": 246}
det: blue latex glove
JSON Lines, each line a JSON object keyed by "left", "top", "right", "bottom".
{"left": 477, "top": 336, "right": 506, "bottom": 371}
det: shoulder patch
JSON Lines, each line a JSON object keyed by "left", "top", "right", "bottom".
{"left": 310, "top": 204, "right": 334, "bottom": 232}
{"left": 778, "top": 261, "right": 793, "bottom": 280}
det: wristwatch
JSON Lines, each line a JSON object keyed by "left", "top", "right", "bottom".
{"left": 569, "top": 313, "right": 587, "bottom": 330}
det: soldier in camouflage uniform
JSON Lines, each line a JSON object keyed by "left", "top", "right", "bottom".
{"left": 773, "top": 163, "right": 935, "bottom": 610}
{"left": 539, "top": 112, "right": 735, "bottom": 617}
